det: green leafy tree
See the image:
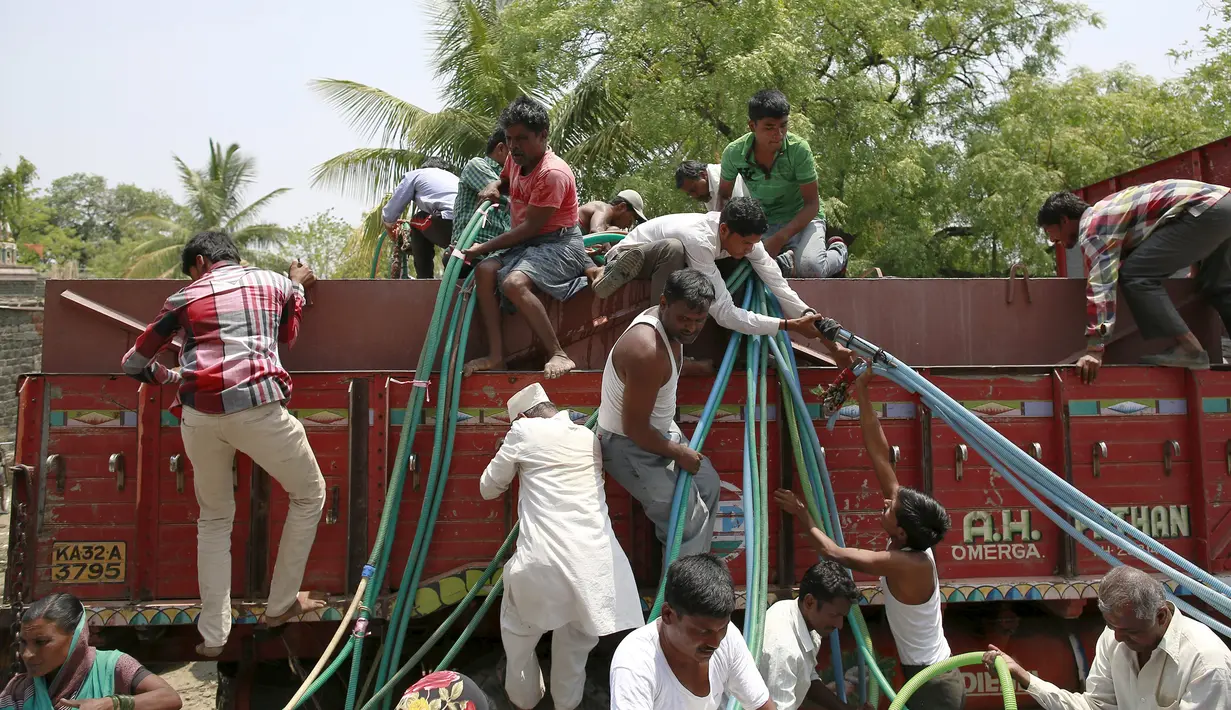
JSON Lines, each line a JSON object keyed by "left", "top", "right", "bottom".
{"left": 0, "top": 157, "right": 38, "bottom": 237}
{"left": 281, "top": 209, "right": 363, "bottom": 279}
{"left": 124, "top": 140, "right": 290, "bottom": 278}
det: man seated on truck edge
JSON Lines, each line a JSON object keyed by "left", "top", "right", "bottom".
{"left": 985, "top": 566, "right": 1231, "bottom": 710}
{"left": 579, "top": 189, "right": 648, "bottom": 234}
{"left": 760, "top": 560, "right": 864, "bottom": 710}
{"left": 597, "top": 268, "right": 721, "bottom": 559}
{"left": 589, "top": 198, "right": 847, "bottom": 360}
{"left": 718, "top": 89, "right": 848, "bottom": 279}
{"left": 452, "top": 128, "right": 512, "bottom": 259}
{"left": 462, "top": 95, "right": 592, "bottom": 380}
{"left": 479, "top": 382, "right": 643, "bottom": 710}
{"left": 610, "top": 554, "right": 774, "bottom": 710}
{"left": 775, "top": 367, "right": 962, "bottom": 710}
{"left": 1037, "top": 179, "right": 1231, "bottom": 383}
{"left": 675, "top": 159, "right": 747, "bottom": 213}
{"left": 121, "top": 231, "right": 326, "bottom": 658}
{"left": 382, "top": 157, "right": 460, "bottom": 279}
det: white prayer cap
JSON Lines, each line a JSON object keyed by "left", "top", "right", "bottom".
{"left": 507, "top": 382, "right": 551, "bottom": 421}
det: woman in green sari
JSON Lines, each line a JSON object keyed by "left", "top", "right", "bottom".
{"left": 0, "top": 593, "right": 182, "bottom": 710}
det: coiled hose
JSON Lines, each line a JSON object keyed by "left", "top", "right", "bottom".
{"left": 888, "top": 653, "right": 1016, "bottom": 710}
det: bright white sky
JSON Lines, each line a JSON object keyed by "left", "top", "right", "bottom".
{"left": 0, "top": 0, "right": 1221, "bottom": 227}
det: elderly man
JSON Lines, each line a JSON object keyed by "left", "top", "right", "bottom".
{"left": 480, "top": 383, "right": 643, "bottom": 710}
{"left": 122, "top": 231, "right": 325, "bottom": 657}
{"left": 985, "top": 566, "right": 1231, "bottom": 709}
{"left": 610, "top": 554, "right": 774, "bottom": 710}
{"left": 760, "top": 560, "right": 863, "bottom": 710}
{"left": 1037, "top": 180, "right": 1231, "bottom": 382}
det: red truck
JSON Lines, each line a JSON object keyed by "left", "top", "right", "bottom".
{"left": 4, "top": 140, "right": 1231, "bottom": 708}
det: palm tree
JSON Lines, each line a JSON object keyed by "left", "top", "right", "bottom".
{"left": 123, "top": 140, "right": 289, "bottom": 277}
{"left": 310, "top": 0, "right": 643, "bottom": 253}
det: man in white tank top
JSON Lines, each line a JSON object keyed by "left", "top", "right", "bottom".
{"left": 597, "top": 268, "right": 723, "bottom": 558}
{"left": 775, "top": 368, "right": 964, "bottom": 710}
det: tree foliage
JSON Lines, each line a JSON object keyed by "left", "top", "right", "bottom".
{"left": 281, "top": 209, "right": 367, "bottom": 279}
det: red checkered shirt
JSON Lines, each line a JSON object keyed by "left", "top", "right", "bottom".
{"left": 122, "top": 261, "right": 306, "bottom": 415}
{"left": 1081, "top": 179, "right": 1231, "bottom": 347}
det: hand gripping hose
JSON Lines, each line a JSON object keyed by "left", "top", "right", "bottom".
{"left": 888, "top": 653, "right": 1016, "bottom": 710}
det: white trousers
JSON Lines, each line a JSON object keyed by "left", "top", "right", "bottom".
{"left": 500, "top": 582, "right": 599, "bottom": 710}
{"left": 180, "top": 402, "right": 326, "bottom": 647}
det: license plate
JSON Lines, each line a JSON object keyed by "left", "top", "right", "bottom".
{"left": 51, "top": 542, "right": 126, "bottom": 584}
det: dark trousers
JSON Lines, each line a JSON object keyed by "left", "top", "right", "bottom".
{"left": 410, "top": 217, "right": 454, "bottom": 279}
{"left": 609, "top": 238, "right": 688, "bottom": 300}
{"left": 901, "top": 664, "right": 967, "bottom": 710}
{"left": 1120, "top": 195, "right": 1231, "bottom": 339}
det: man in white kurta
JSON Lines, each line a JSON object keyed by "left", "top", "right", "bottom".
{"left": 984, "top": 566, "right": 1231, "bottom": 710}
{"left": 481, "top": 383, "right": 644, "bottom": 710}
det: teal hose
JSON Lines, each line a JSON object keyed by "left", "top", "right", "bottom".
{"left": 434, "top": 577, "right": 505, "bottom": 671}
{"left": 369, "top": 231, "right": 387, "bottom": 279}
{"left": 293, "top": 638, "right": 356, "bottom": 708}
{"left": 888, "top": 653, "right": 1016, "bottom": 710}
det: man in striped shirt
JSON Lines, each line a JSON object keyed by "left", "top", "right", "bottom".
{"left": 1038, "top": 179, "right": 1231, "bottom": 382}
{"left": 121, "top": 231, "right": 326, "bottom": 658}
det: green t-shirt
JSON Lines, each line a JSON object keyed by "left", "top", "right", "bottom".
{"left": 720, "top": 131, "right": 821, "bottom": 225}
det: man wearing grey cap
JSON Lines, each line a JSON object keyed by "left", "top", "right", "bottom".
{"left": 580, "top": 190, "right": 649, "bottom": 235}
{"left": 481, "top": 382, "right": 643, "bottom": 710}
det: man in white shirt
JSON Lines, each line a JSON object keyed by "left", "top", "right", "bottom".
{"left": 610, "top": 553, "right": 775, "bottom": 710}
{"left": 675, "top": 160, "right": 747, "bottom": 213}
{"left": 776, "top": 368, "right": 962, "bottom": 710}
{"left": 760, "top": 561, "right": 863, "bottom": 710}
{"left": 590, "top": 198, "right": 833, "bottom": 343}
{"left": 984, "top": 566, "right": 1231, "bottom": 710}
{"left": 381, "top": 158, "right": 460, "bottom": 279}
{"left": 480, "top": 382, "right": 644, "bottom": 710}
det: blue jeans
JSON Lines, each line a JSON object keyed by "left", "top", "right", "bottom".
{"left": 766, "top": 219, "right": 847, "bottom": 277}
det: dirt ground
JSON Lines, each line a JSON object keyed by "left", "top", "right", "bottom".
{"left": 0, "top": 484, "right": 218, "bottom": 709}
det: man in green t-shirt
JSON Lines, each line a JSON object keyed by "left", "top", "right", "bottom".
{"left": 719, "top": 90, "right": 848, "bottom": 278}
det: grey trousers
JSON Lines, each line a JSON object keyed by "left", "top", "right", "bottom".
{"left": 901, "top": 665, "right": 967, "bottom": 710}
{"left": 597, "top": 425, "right": 721, "bottom": 558}
{"left": 1120, "top": 195, "right": 1231, "bottom": 339}
{"left": 607, "top": 238, "right": 688, "bottom": 301}
{"left": 766, "top": 219, "right": 847, "bottom": 278}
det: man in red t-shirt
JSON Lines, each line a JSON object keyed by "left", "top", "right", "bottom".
{"left": 463, "top": 96, "right": 593, "bottom": 379}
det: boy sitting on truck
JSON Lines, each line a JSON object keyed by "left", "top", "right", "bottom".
{"left": 775, "top": 367, "right": 963, "bottom": 710}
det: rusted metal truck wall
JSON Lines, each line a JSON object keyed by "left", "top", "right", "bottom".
{"left": 41, "top": 277, "right": 1223, "bottom": 371}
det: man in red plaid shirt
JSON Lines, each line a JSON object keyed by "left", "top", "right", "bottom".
{"left": 1038, "top": 179, "right": 1231, "bottom": 383}
{"left": 122, "top": 231, "right": 326, "bottom": 657}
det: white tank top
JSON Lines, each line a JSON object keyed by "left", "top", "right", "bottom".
{"left": 880, "top": 547, "right": 951, "bottom": 666}
{"left": 597, "top": 310, "right": 679, "bottom": 436}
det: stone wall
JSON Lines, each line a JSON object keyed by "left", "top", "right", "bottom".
{"left": 0, "top": 305, "right": 43, "bottom": 443}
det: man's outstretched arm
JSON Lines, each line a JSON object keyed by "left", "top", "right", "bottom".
{"left": 855, "top": 370, "right": 898, "bottom": 499}
{"left": 774, "top": 489, "right": 910, "bottom": 578}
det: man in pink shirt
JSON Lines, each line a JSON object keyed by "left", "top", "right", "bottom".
{"left": 464, "top": 96, "right": 592, "bottom": 379}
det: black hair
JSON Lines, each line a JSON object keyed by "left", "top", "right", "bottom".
{"left": 522, "top": 401, "right": 558, "bottom": 419}
{"left": 22, "top": 592, "right": 84, "bottom": 633}
{"left": 421, "top": 157, "right": 453, "bottom": 172}
{"left": 662, "top": 268, "right": 716, "bottom": 312}
{"left": 485, "top": 128, "right": 506, "bottom": 156}
{"left": 181, "top": 231, "right": 240, "bottom": 275}
{"left": 720, "top": 197, "right": 768, "bottom": 237}
{"left": 799, "top": 560, "right": 858, "bottom": 607}
{"left": 896, "top": 487, "right": 951, "bottom": 551}
{"left": 609, "top": 196, "right": 644, "bottom": 223}
{"left": 665, "top": 553, "right": 735, "bottom": 619}
{"left": 1037, "top": 192, "right": 1090, "bottom": 227}
{"left": 748, "top": 89, "right": 791, "bottom": 121}
{"left": 499, "top": 96, "right": 550, "bottom": 135}
{"left": 675, "top": 160, "right": 707, "bottom": 188}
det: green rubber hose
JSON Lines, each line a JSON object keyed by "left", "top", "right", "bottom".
{"left": 888, "top": 653, "right": 1016, "bottom": 710}
{"left": 293, "top": 637, "right": 356, "bottom": 708}
{"left": 434, "top": 577, "right": 504, "bottom": 671}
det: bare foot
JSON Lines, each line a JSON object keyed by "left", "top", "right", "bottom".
{"left": 586, "top": 266, "right": 604, "bottom": 288}
{"left": 463, "top": 355, "right": 505, "bottom": 377}
{"left": 262, "top": 591, "right": 327, "bottom": 628}
{"left": 543, "top": 353, "right": 576, "bottom": 379}
{"left": 195, "top": 642, "right": 225, "bottom": 658}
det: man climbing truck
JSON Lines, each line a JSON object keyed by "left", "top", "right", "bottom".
{"left": 1038, "top": 178, "right": 1231, "bottom": 383}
